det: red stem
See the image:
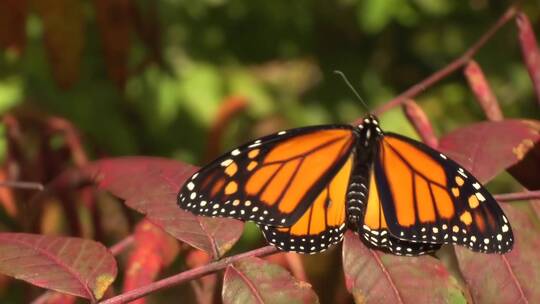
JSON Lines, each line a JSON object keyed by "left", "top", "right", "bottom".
{"left": 494, "top": 190, "right": 540, "bottom": 202}
{"left": 373, "top": 5, "right": 518, "bottom": 115}
{"left": 109, "top": 235, "right": 135, "bottom": 256}
{"left": 0, "top": 180, "right": 44, "bottom": 191}
{"left": 99, "top": 246, "right": 278, "bottom": 304}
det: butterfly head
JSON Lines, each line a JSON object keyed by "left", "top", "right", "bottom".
{"left": 356, "top": 114, "right": 383, "bottom": 145}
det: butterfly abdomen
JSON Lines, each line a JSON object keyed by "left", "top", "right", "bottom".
{"left": 346, "top": 170, "right": 369, "bottom": 229}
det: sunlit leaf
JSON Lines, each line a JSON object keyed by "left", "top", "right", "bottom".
{"left": 342, "top": 232, "right": 466, "bottom": 303}
{"left": 84, "top": 157, "right": 243, "bottom": 259}
{"left": 0, "top": 233, "right": 117, "bottom": 301}
{"left": 439, "top": 120, "right": 540, "bottom": 183}
{"left": 222, "top": 257, "right": 319, "bottom": 304}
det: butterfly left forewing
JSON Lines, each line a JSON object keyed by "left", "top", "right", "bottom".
{"left": 374, "top": 133, "right": 513, "bottom": 253}
{"left": 178, "top": 125, "right": 356, "bottom": 228}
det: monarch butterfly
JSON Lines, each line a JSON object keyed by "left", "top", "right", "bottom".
{"left": 177, "top": 115, "right": 513, "bottom": 256}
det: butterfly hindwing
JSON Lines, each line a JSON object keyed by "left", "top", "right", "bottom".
{"left": 360, "top": 167, "right": 442, "bottom": 256}
{"left": 374, "top": 133, "right": 513, "bottom": 253}
{"left": 178, "top": 125, "right": 356, "bottom": 227}
{"left": 260, "top": 155, "right": 354, "bottom": 253}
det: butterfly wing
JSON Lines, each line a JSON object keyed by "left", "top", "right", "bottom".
{"left": 178, "top": 125, "right": 356, "bottom": 227}
{"left": 260, "top": 155, "right": 354, "bottom": 254}
{"left": 361, "top": 167, "right": 442, "bottom": 256}
{"left": 374, "top": 133, "right": 513, "bottom": 253}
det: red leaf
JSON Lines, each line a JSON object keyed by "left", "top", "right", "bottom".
{"left": 0, "top": 0, "right": 27, "bottom": 54}
{"left": 342, "top": 232, "right": 466, "bottom": 303}
{"left": 438, "top": 120, "right": 540, "bottom": 183}
{"left": 0, "top": 233, "right": 117, "bottom": 301}
{"left": 516, "top": 12, "right": 540, "bottom": 106}
{"left": 83, "top": 157, "right": 243, "bottom": 259}
{"left": 32, "top": 0, "right": 85, "bottom": 89}
{"left": 222, "top": 257, "right": 318, "bottom": 304}
{"left": 455, "top": 203, "right": 540, "bottom": 303}
{"left": 34, "top": 292, "right": 77, "bottom": 304}
{"left": 464, "top": 60, "right": 503, "bottom": 121}
{"left": 123, "top": 220, "right": 179, "bottom": 304}
{"left": 93, "top": 0, "right": 133, "bottom": 89}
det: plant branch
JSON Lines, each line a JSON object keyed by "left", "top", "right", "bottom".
{"left": 109, "top": 235, "right": 135, "bottom": 256}
{"left": 494, "top": 190, "right": 540, "bottom": 202}
{"left": 99, "top": 246, "right": 278, "bottom": 304}
{"left": 373, "top": 5, "right": 518, "bottom": 116}
{"left": 0, "top": 180, "right": 44, "bottom": 191}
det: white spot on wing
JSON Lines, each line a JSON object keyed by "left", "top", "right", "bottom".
{"left": 475, "top": 192, "right": 486, "bottom": 202}
{"left": 220, "top": 159, "right": 233, "bottom": 167}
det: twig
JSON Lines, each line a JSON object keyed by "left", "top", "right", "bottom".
{"left": 373, "top": 5, "right": 518, "bottom": 115}
{"left": 109, "top": 235, "right": 135, "bottom": 256}
{"left": 99, "top": 246, "right": 278, "bottom": 304}
{"left": 494, "top": 190, "right": 540, "bottom": 202}
{"left": 0, "top": 180, "right": 44, "bottom": 191}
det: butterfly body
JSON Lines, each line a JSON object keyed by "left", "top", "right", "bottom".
{"left": 178, "top": 115, "right": 513, "bottom": 256}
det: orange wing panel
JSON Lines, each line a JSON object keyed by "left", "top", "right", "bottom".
{"left": 277, "top": 136, "right": 352, "bottom": 213}
{"left": 287, "top": 155, "right": 352, "bottom": 236}
{"left": 245, "top": 163, "right": 281, "bottom": 195}
{"left": 431, "top": 184, "right": 454, "bottom": 219}
{"left": 415, "top": 175, "right": 436, "bottom": 223}
{"left": 364, "top": 169, "right": 388, "bottom": 230}
{"left": 384, "top": 137, "right": 446, "bottom": 186}
{"left": 265, "top": 129, "right": 352, "bottom": 162}
{"left": 261, "top": 159, "right": 301, "bottom": 205}
{"left": 382, "top": 142, "right": 415, "bottom": 227}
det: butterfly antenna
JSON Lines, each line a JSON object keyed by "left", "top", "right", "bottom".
{"left": 333, "top": 70, "right": 370, "bottom": 112}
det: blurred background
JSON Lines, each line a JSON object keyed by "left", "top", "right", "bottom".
{"left": 0, "top": 0, "right": 539, "bottom": 303}
{"left": 1, "top": 1, "right": 538, "bottom": 163}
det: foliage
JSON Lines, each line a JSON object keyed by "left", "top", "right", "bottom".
{"left": 0, "top": 1, "right": 539, "bottom": 303}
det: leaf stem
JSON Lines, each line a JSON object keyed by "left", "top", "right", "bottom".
{"left": 99, "top": 246, "right": 278, "bottom": 304}
{"left": 0, "top": 181, "right": 44, "bottom": 191}
{"left": 494, "top": 190, "right": 540, "bottom": 202}
{"left": 109, "top": 235, "right": 134, "bottom": 256}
